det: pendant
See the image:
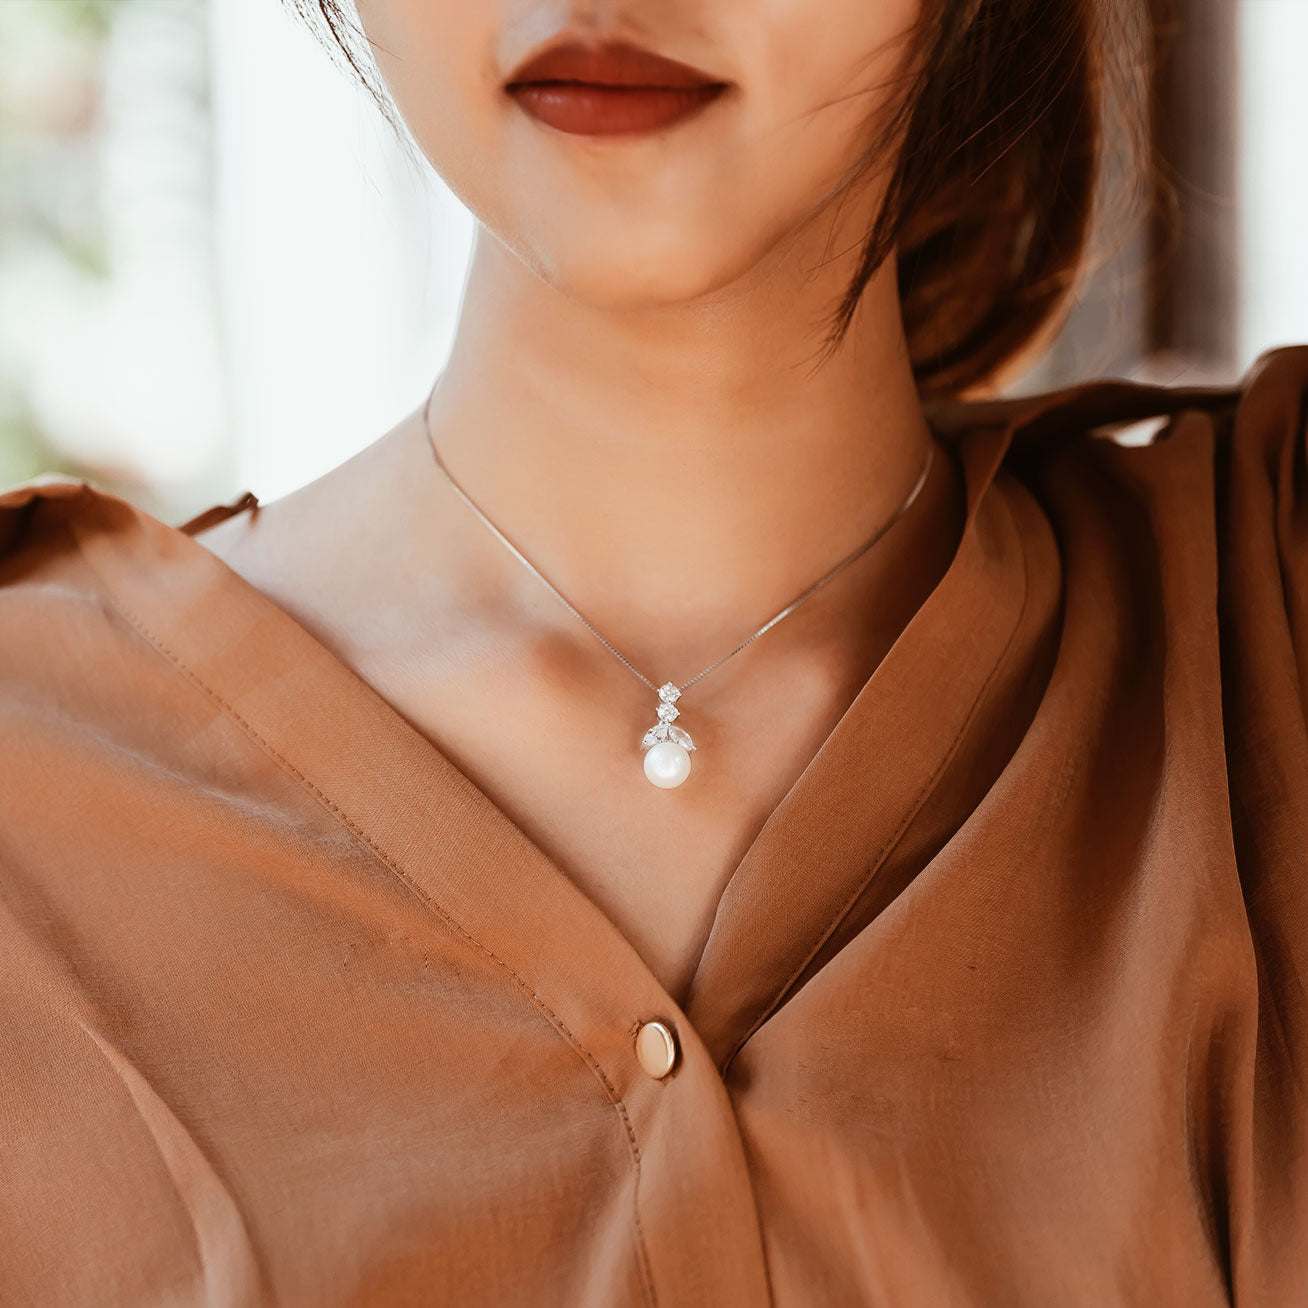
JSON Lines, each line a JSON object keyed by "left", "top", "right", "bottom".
{"left": 640, "top": 682, "right": 696, "bottom": 788}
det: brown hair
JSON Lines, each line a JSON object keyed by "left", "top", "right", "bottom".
{"left": 284, "top": 0, "right": 1162, "bottom": 399}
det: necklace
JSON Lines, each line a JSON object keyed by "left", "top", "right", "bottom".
{"left": 420, "top": 384, "right": 936, "bottom": 790}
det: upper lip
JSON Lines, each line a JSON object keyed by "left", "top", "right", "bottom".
{"left": 504, "top": 37, "right": 726, "bottom": 89}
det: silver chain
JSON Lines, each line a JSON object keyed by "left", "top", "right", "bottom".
{"left": 420, "top": 383, "right": 936, "bottom": 697}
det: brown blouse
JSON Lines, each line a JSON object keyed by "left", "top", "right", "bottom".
{"left": 1, "top": 345, "right": 1306, "bottom": 1307}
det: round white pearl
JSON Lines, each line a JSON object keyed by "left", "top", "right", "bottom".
{"left": 643, "top": 741, "right": 691, "bottom": 788}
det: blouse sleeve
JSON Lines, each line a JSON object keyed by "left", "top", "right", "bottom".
{"left": 1215, "top": 343, "right": 1308, "bottom": 1300}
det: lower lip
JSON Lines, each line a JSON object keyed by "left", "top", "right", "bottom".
{"left": 506, "top": 82, "right": 727, "bottom": 137}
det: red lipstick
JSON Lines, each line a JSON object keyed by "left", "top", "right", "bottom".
{"left": 504, "top": 38, "right": 730, "bottom": 138}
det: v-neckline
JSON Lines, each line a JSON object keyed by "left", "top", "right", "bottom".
{"left": 57, "top": 402, "right": 1045, "bottom": 1078}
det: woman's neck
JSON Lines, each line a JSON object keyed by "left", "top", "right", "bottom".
{"left": 422, "top": 222, "right": 941, "bottom": 672}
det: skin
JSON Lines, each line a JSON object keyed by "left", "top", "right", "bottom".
{"left": 193, "top": 0, "right": 968, "bottom": 1007}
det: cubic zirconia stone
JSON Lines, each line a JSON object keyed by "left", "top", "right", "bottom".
{"left": 656, "top": 703, "right": 680, "bottom": 723}
{"left": 657, "top": 682, "right": 681, "bottom": 704}
{"left": 668, "top": 726, "right": 696, "bottom": 750}
{"left": 642, "top": 723, "right": 673, "bottom": 750}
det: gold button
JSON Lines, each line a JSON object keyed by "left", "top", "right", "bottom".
{"left": 634, "top": 1019, "right": 679, "bottom": 1079}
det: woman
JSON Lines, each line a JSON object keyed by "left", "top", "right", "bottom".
{"left": 1, "top": 0, "right": 1304, "bottom": 1303}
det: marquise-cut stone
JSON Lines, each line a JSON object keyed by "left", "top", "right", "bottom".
{"left": 641, "top": 724, "right": 670, "bottom": 750}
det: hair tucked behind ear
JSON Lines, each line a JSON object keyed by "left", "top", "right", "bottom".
{"left": 284, "top": 0, "right": 1163, "bottom": 400}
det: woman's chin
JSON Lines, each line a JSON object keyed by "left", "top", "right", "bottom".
{"left": 520, "top": 234, "right": 768, "bottom": 313}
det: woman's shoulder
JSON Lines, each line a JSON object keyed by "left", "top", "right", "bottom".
{"left": 1032, "top": 343, "right": 1306, "bottom": 686}
{"left": 0, "top": 475, "right": 128, "bottom": 701}
{"left": 0, "top": 474, "right": 153, "bottom": 689}
{"left": 939, "top": 341, "right": 1306, "bottom": 856}
{"left": 1026, "top": 342, "right": 1305, "bottom": 732}
{"left": 929, "top": 341, "right": 1305, "bottom": 484}
{"left": 998, "top": 342, "right": 1308, "bottom": 966}
{"left": 1117, "top": 342, "right": 1306, "bottom": 845}
{"left": 0, "top": 469, "right": 254, "bottom": 637}
{"left": 931, "top": 340, "right": 1303, "bottom": 604}
{"left": 938, "top": 342, "right": 1306, "bottom": 636}
{"left": 0, "top": 473, "right": 258, "bottom": 800}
